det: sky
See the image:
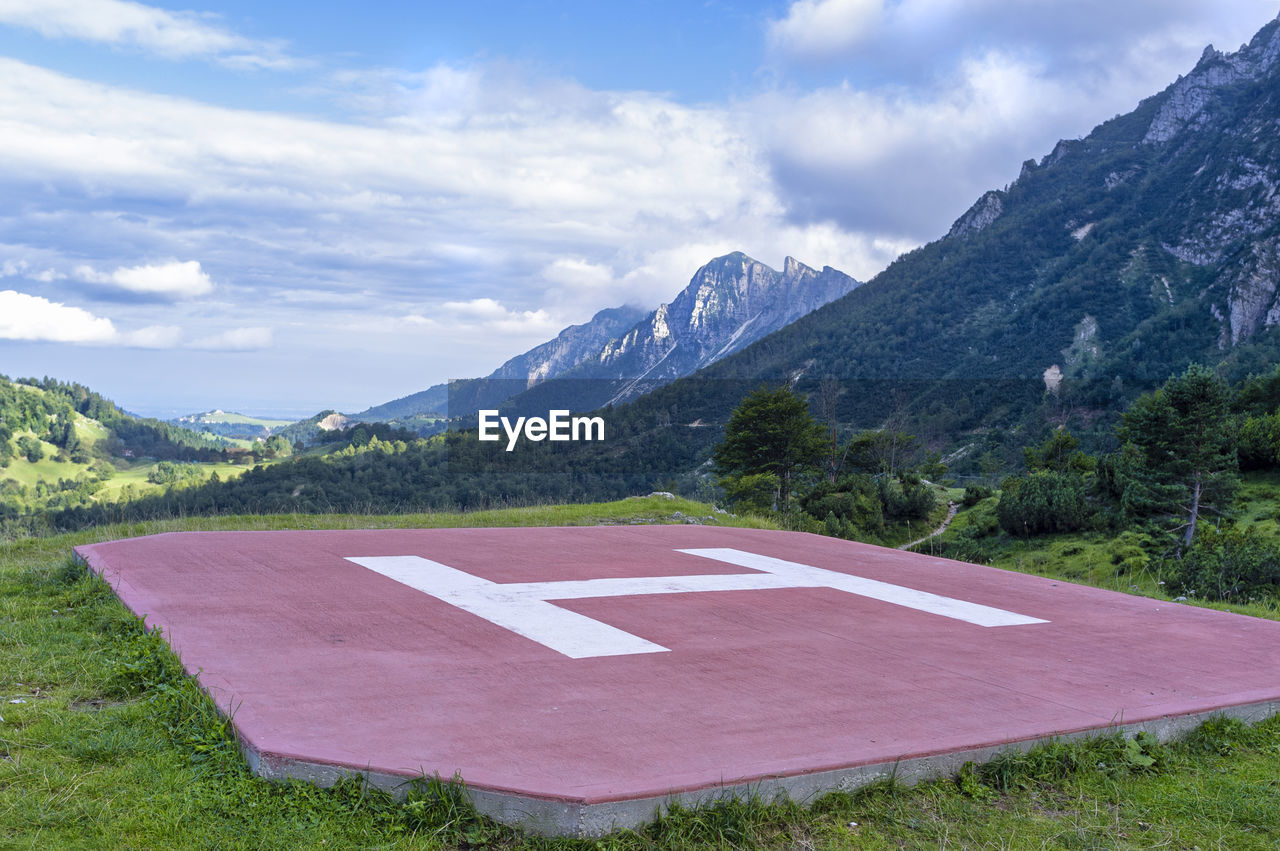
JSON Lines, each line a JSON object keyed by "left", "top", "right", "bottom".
{"left": 0, "top": 0, "right": 1275, "bottom": 418}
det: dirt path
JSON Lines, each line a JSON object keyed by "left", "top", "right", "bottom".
{"left": 899, "top": 501, "right": 959, "bottom": 550}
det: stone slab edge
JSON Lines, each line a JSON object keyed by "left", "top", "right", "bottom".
{"left": 241, "top": 698, "right": 1280, "bottom": 837}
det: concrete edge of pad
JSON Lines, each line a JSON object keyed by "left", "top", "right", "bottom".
{"left": 241, "top": 698, "right": 1280, "bottom": 837}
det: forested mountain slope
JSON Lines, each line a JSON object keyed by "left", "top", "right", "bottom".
{"left": 665, "top": 17, "right": 1280, "bottom": 449}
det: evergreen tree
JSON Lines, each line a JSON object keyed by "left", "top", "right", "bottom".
{"left": 1117, "top": 365, "right": 1238, "bottom": 550}
{"left": 712, "top": 385, "right": 825, "bottom": 511}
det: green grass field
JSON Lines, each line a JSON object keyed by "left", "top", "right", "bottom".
{"left": 2, "top": 497, "right": 1279, "bottom": 848}
{"left": 2, "top": 448, "right": 253, "bottom": 503}
{"left": 1, "top": 435, "right": 77, "bottom": 489}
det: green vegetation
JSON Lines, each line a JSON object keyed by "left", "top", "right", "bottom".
{"left": 0, "top": 375, "right": 268, "bottom": 537}
{"left": 904, "top": 366, "right": 1278, "bottom": 613}
{"left": 1117, "top": 364, "right": 1239, "bottom": 549}
{"left": 3, "top": 502, "right": 1279, "bottom": 848}
{"left": 710, "top": 384, "right": 944, "bottom": 547}
{"left": 712, "top": 385, "right": 826, "bottom": 511}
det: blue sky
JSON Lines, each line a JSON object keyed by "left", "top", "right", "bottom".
{"left": 0, "top": 0, "right": 1275, "bottom": 417}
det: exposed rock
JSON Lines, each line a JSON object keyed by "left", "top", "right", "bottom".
{"left": 1144, "top": 20, "right": 1280, "bottom": 145}
{"left": 1042, "top": 138, "right": 1084, "bottom": 168}
{"left": 1043, "top": 364, "right": 1063, "bottom": 394}
{"left": 317, "top": 413, "right": 352, "bottom": 431}
{"left": 1062, "top": 316, "right": 1100, "bottom": 375}
{"left": 1226, "top": 237, "right": 1280, "bottom": 344}
{"left": 947, "top": 191, "right": 1004, "bottom": 240}
{"left": 488, "top": 305, "right": 646, "bottom": 387}
{"left": 586, "top": 252, "right": 859, "bottom": 402}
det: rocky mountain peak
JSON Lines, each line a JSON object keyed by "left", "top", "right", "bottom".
{"left": 1144, "top": 17, "right": 1280, "bottom": 144}
{"left": 782, "top": 255, "right": 814, "bottom": 280}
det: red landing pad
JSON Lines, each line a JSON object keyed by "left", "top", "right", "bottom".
{"left": 76, "top": 527, "right": 1280, "bottom": 835}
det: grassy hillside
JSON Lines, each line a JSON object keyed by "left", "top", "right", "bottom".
{"left": 169, "top": 410, "right": 296, "bottom": 442}
{"left": 2, "top": 498, "right": 1278, "bottom": 848}
{"left": 177, "top": 411, "right": 294, "bottom": 428}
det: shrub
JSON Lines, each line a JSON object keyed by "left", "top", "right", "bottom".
{"left": 1164, "top": 525, "right": 1280, "bottom": 602}
{"left": 962, "top": 484, "right": 994, "bottom": 507}
{"left": 16, "top": 435, "right": 43, "bottom": 463}
{"left": 877, "top": 473, "right": 935, "bottom": 521}
{"left": 996, "top": 470, "right": 1090, "bottom": 536}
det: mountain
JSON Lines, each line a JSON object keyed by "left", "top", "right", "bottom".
{"left": 569, "top": 253, "right": 858, "bottom": 403}
{"left": 615, "top": 14, "right": 1280, "bottom": 466}
{"left": 358, "top": 252, "right": 858, "bottom": 424}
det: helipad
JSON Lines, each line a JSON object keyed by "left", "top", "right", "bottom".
{"left": 75, "top": 526, "right": 1280, "bottom": 835}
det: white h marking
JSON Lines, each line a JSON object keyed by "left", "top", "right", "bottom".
{"left": 347, "top": 548, "right": 1047, "bottom": 659}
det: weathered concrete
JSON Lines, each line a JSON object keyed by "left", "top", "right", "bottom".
{"left": 75, "top": 526, "right": 1280, "bottom": 836}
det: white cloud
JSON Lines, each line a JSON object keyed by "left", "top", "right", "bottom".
{"left": 124, "top": 324, "right": 182, "bottom": 348}
{"left": 768, "top": 0, "right": 886, "bottom": 57}
{"left": 0, "top": 289, "right": 118, "bottom": 343}
{"left": 757, "top": 3, "right": 1278, "bottom": 239}
{"left": 74, "top": 260, "right": 214, "bottom": 299}
{"left": 434, "top": 298, "right": 560, "bottom": 335}
{"left": 542, "top": 258, "right": 614, "bottom": 291}
{"left": 0, "top": 0, "right": 296, "bottom": 69}
{"left": 0, "top": 1, "right": 1273, "bottom": 408}
{"left": 0, "top": 58, "right": 773, "bottom": 319}
{"left": 189, "top": 326, "right": 273, "bottom": 350}
{"left": 0, "top": 289, "right": 195, "bottom": 348}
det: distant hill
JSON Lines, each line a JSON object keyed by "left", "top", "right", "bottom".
{"left": 169, "top": 410, "right": 294, "bottom": 441}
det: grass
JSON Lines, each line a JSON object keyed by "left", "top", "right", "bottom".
{"left": 92, "top": 461, "right": 252, "bottom": 500}
{"left": 2, "top": 450, "right": 254, "bottom": 501}
{"left": 2, "top": 497, "right": 1280, "bottom": 848}
{"left": 1, "top": 436, "right": 79, "bottom": 488}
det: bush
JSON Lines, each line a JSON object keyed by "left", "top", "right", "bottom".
{"left": 16, "top": 435, "right": 43, "bottom": 463}
{"left": 877, "top": 473, "right": 935, "bottom": 522}
{"left": 996, "top": 470, "right": 1091, "bottom": 536}
{"left": 1238, "top": 412, "right": 1280, "bottom": 470}
{"left": 718, "top": 472, "right": 779, "bottom": 514}
{"left": 147, "top": 461, "right": 206, "bottom": 486}
{"left": 962, "top": 484, "right": 994, "bottom": 507}
{"left": 801, "top": 474, "right": 884, "bottom": 536}
{"left": 1164, "top": 525, "right": 1280, "bottom": 602}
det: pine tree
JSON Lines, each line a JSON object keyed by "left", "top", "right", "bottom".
{"left": 712, "top": 385, "right": 826, "bottom": 511}
{"left": 1118, "top": 365, "right": 1238, "bottom": 550}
